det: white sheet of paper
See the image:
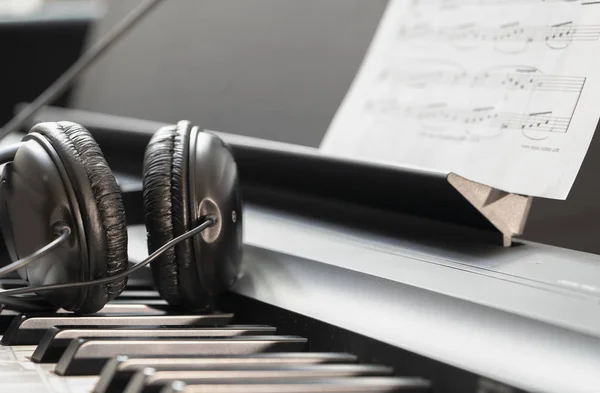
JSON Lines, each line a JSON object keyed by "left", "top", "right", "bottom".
{"left": 321, "top": 0, "right": 600, "bottom": 199}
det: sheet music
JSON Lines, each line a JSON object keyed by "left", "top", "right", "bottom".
{"left": 321, "top": 0, "right": 600, "bottom": 199}
{"left": 0, "top": 0, "right": 42, "bottom": 16}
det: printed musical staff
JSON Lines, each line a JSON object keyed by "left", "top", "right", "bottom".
{"left": 364, "top": 101, "right": 571, "bottom": 135}
{"left": 382, "top": 68, "right": 586, "bottom": 93}
{"left": 398, "top": 21, "right": 600, "bottom": 49}
{"left": 410, "top": 0, "right": 585, "bottom": 8}
{"left": 495, "top": 111, "right": 570, "bottom": 133}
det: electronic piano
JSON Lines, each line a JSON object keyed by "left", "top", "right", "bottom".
{"left": 0, "top": 107, "right": 599, "bottom": 393}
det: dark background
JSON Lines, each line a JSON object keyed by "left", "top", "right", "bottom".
{"left": 44, "top": 1, "right": 600, "bottom": 254}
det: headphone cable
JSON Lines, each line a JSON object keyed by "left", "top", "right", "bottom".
{"left": 0, "top": 217, "right": 214, "bottom": 298}
{"left": 0, "top": 226, "right": 71, "bottom": 279}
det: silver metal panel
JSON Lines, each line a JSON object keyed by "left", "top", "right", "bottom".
{"left": 229, "top": 204, "right": 600, "bottom": 393}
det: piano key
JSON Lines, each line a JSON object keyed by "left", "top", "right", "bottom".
{"left": 160, "top": 378, "right": 432, "bottom": 393}
{"left": 124, "top": 365, "right": 395, "bottom": 393}
{"left": 31, "top": 325, "right": 277, "bottom": 363}
{"left": 1, "top": 313, "right": 233, "bottom": 345}
{"left": 0, "top": 302, "right": 169, "bottom": 335}
{"left": 95, "top": 353, "right": 358, "bottom": 393}
{"left": 55, "top": 336, "right": 308, "bottom": 376}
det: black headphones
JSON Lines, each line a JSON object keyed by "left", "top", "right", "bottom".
{"left": 0, "top": 120, "right": 243, "bottom": 314}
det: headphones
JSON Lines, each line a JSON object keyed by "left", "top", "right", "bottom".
{"left": 0, "top": 120, "right": 243, "bottom": 314}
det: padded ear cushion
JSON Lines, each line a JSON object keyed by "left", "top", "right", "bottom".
{"left": 142, "top": 122, "right": 193, "bottom": 306}
{"left": 142, "top": 125, "right": 180, "bottom": 304}
{"left": 170, "top": 123, "right": 198, "bottom": 305}
{"left": 32, "top": 122, "right": 128, "bottom": 313}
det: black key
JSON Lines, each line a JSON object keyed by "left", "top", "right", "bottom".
{"left": 160, "top": 378, "right": 432, "bottom": 393}
{"left": 118, "top": 290, "right": 162, "bottom": 300}
{"left": 123, "top": 277, "right": 155, "bottom": 290}
{"left": 1, "top": 313, "right": 233, "bottom": 345}
{"left": 124, "top": 365, "right": 394, "bottom": 393}
{"left": 141, "top": 377, "right": 432, "bottom": 393}
{"left": 32, "top": 325, "right": 277, "bottom": 363}
{"left": 0, "top": 302, "right": 167, "bottom": 335}
{"left": 55, "top": 336, "right": 308, "bottom": 376}
{"left": 1, "top": 302, "right": 165, "bottom": 316}
{"left": 95, "top": 353, "right": 358, "bottom": 393}
{"left": 0, "top": 278, "right": 27, "bottom": 289}
{"left": 109, "top": 299, "right": 168, "bottom": 306}
{"left": 96, "top": 303, "right": 169, "bottom": 315}
{"left": 0, "top": 308, "right": 19, "bottom": 334}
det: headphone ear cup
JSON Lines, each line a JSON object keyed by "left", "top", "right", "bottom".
{"left": 143, "top": 121, "right": 242, "bottom": 311}
{"left": 26, "top": 122, "right": 128, "bottom": 313}
{"left": 144, "top": 121, "right": 213, "bottom": 310}
{"left": 142, "top": 124, "right": 186, "bottom": 306}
